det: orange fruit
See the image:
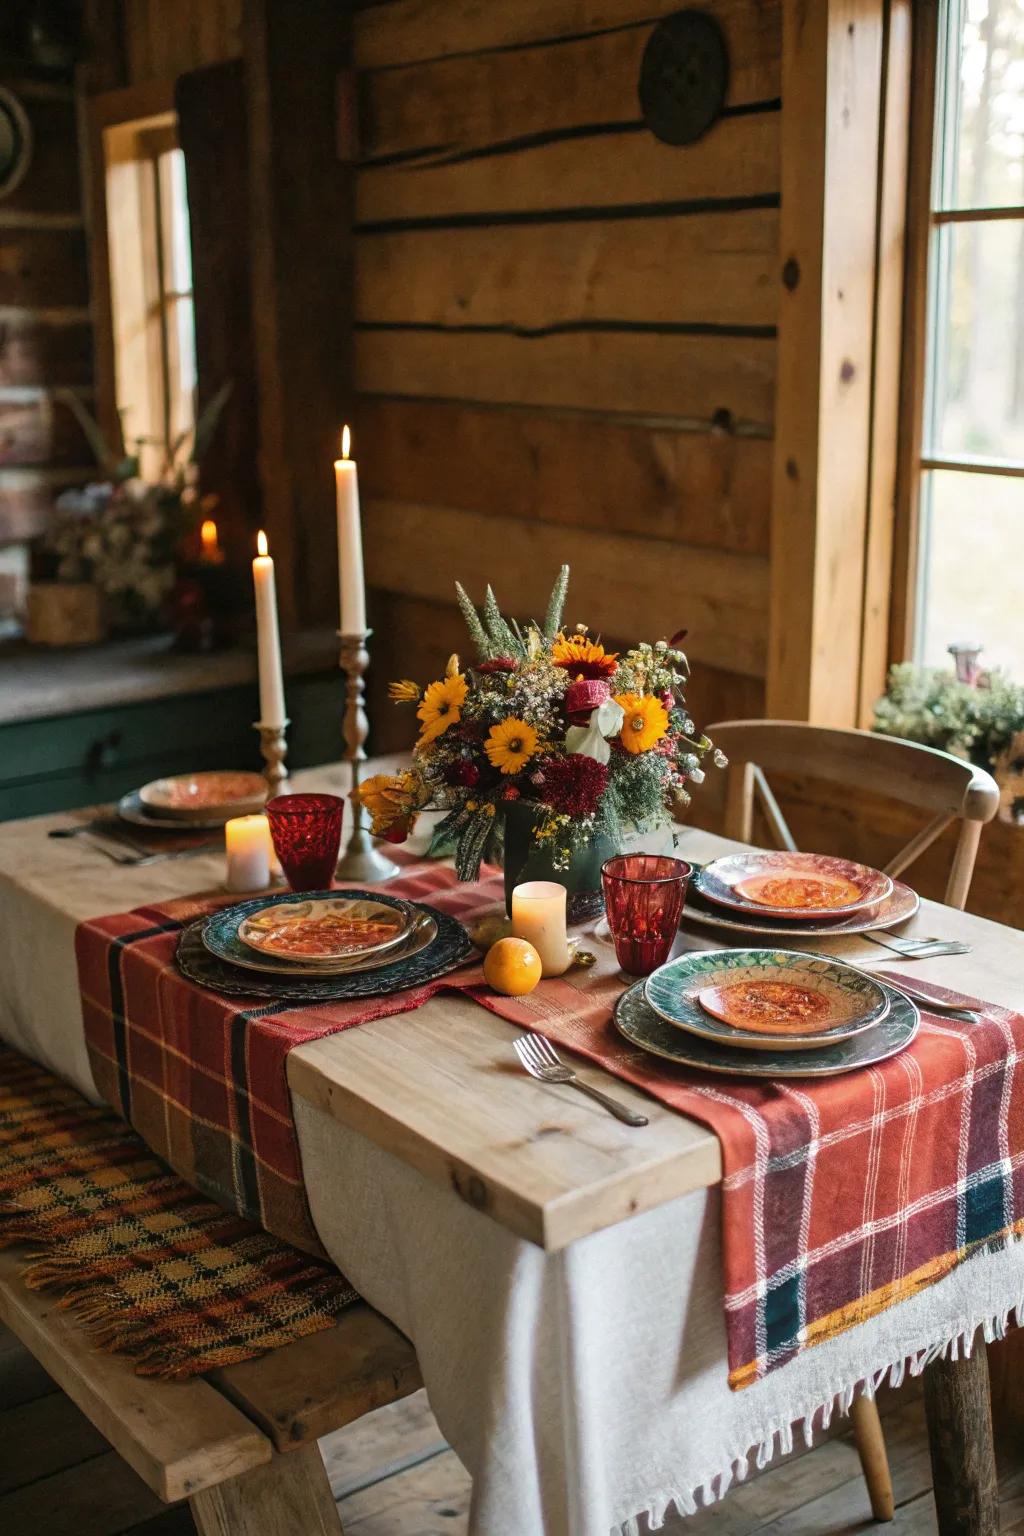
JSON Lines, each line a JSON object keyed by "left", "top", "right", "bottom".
{"left": 483, "top": 937, "right": 543, "bottom": 997}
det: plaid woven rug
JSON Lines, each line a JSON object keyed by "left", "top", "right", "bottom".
{"left": 77, "top": 858, "right": 1024, "bottom": 1389}
{"left": 76, "top": 858, "right": 500, "bottom": 1256}
{"left": 0, "top": 1044, "right": 356, "bottom": 1378}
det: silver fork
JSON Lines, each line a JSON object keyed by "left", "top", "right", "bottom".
{"left": 513, "top": 1034, "right": 648, "bottom": 1127}
{"left": 864, "top": 932, "right": 971, "bottom": 959}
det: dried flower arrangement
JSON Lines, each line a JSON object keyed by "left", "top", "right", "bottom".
{"left": 358, "top": 567, "right": 725, "bottom": 880}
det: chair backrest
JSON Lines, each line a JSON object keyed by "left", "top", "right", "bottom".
{"left": 708, "top": 720, "right": 1000, "bottom": 910}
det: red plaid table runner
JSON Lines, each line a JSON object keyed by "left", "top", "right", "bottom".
{"left": 482, "top": 965, "right": 1024, "bottom": 1388}
{"left": 78, "top": 860, "right": 1024, "bottom": 1388}
{"left": 76, "top": 856, "right": 501, "bottom": 1257}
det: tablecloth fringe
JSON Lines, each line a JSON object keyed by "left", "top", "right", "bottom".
{"left": 615, "top": 1289, "right": 1024, "bottom": 1535}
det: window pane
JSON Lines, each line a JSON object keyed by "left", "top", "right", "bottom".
{"left": 918, "top": 468, "right": 1024, "bottom": 675}
{"left": 938, "top": 0, "right": 1024, "bottom": 210}
{"left": 926, "top": 218, "right": 1024, "bottom": 461}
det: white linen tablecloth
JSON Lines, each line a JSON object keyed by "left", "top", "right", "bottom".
{"left": 1, "top": 818, "right": 1022, "bottom": 1534}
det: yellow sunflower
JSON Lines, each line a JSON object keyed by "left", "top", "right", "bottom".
{"left": 615, "top": 692, "right": 669, "bottom": 754}
{"left": 416, "top": 673, "right": 468, "bottom": 745}
{"left": 388, "top": 678, "right": 421, "bottom": 703}
{"left": 551, "top": 634, "right": 618, "bottom": 680}
{"left": 485, "top": 717, "right": 539, "bottom": 775}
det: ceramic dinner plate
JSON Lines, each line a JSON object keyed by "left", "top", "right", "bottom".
{"left": 682, "top": 877, "right": 919, "bottom": 940}
{"left": 237, "top": 894, "right": 414, "bottom": 965}
{"left": 615, "top": 980, "right": 918, "bottom": 1078}
{"left": 643, "top": 949, "right": 890, "bottom": 1052}
{"left": 696, "top": 851, "right": 893, "bottom": 921}
{"left": 117, "top": 790, "right": 230, "bottom": 832}
{"left": 203, "top": 905, "right": 438, "bottom": 977}
{"left": 136, "top": 771, "right": 267, "bottom": 824}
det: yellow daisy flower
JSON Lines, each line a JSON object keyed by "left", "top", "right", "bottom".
{"left": 615, "top": 692, "right": 669, "bottom": 754}
{"left": 485, "top": 717, "right": 539, "bottom": 775}
{"left": 389, "top": 678, "right": 421, "bottom": 703}
{"left": 416, "top": 673, "right": 468, "bottom": 745}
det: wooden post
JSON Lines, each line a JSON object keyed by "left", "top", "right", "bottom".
{"left": 767, "top": 0, "right": 888, "bottom": 725}
{"left": 190, "top": 1442, "right": 344, "bottom": 1536}
{"left": 923, "top": 1348, "right": 1000, "bottom": 1536}
{"left": 242, "top": 0, "right": 354, "bottom": 627}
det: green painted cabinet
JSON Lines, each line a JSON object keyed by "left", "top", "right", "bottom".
{"left": 0, "top": 670, "right": 342, "bottom": 821}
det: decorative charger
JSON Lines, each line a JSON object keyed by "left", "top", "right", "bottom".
{"left": 176, "top": 895, "right": 476, "bottom": 1002}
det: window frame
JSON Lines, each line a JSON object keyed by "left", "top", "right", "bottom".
{"left": 891, "top": 0, "right": 1024, "bottom": 668}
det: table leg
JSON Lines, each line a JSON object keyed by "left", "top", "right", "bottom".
{"left": 923, "top": 1346, "right": 999, "bottom": 1536}
{"left": 190, "top": 1443, "right": 343, "bottom": 1536}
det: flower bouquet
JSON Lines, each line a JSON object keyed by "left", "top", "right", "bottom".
{"left": 359, "top": 567, "right": 724, "bottom": 899}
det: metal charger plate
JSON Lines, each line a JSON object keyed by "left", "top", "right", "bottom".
{"left": 204, "top": 908, "right": 437, "bottom": 977}
{"left": 614, "top": 980, "right": 919, "bottom": 1078}
{"left": 177, "top": 898, "right": 474, "bottom": 1002}
{"left": 643, "top": 949, "right": 890, "bottom": 1052}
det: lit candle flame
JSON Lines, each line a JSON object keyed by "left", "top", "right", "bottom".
{"left": 200, "top": 518, "right": 218, "bottom": 552}
{"left": 341, "top": 424, "right": 351, "bottom": 460}
{"left": 256, "top": 529, "right": 268, "bottom": 558}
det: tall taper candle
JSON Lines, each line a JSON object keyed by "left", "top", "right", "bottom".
{"left": 252, "top": 529, "right": 286, "bottom": 728}
{"left": 334, "top": 425, "right": 367, "bottom": 635}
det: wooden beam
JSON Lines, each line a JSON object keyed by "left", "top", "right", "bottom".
{"left": 767, "top": 0, "right": 887, "bottom": 724}
{"left": 924, "top": 1348, "right": 1000, "bottom": 1536}
{"left": 243, "top": 0, "right": 353, "bottom": 626}
{"left": 858, "top": 0, "right": 912, "bottom": 725}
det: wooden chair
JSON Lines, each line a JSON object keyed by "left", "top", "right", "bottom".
{"left": 0, "top": 1244, "right": 422, "bottom": 1534}
{"left": 708, "top": 719, "right": 1000, "bottom": 1523}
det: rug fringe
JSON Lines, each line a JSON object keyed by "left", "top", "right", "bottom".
{"left": 613, "top": 1288, "right": 1024, "bottom": 1534}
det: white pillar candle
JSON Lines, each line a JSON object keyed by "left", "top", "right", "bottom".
{"left": 225, "top": 814, "right": 273, "bottom": 892}
{"left": 511, "top": 880, "right": 571, "bottom": 978}
{"left": 335, "top": 425, "right": 367, "bottom": 635}
{"left": 253, "top": 530, "right": 286, "bottom": 728}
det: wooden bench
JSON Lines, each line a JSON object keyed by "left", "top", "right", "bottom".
{"left": 0, "top": 1246, "right": 422, "bottom": 1534}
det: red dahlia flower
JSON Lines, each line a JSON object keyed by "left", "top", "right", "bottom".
{"left": 536, "top": 755, "right": 609, "bottom": 817}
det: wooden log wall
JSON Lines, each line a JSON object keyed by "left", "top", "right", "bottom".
{"left": 349, "top": 0, "right": 781, "bottom": 751}
{"left": 0, "top": 76, "right": 94, "bottom": 545}
{"left": 119, "top": 0, "right": 242, "bottom": 84}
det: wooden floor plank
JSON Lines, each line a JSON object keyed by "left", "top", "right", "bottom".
{"left": 0, "top": 1324, "right": 58, "bottom": 1412}
{"left": 320, "top": 1389, "right": 449, "bottom": 1501}
{"left": 0, "top": 1449, "right": 166, "bottom": 1536}
{"left": 336, "top": 1445, "right": 471, "bottom": 1534}
{"left": 0, "top": 1388, "right": 108, "bottom": 1494}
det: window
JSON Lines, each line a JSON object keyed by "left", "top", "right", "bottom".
{"left": 914, "top": 0, "right": 1024, "bottom": 676}
{"left": 104, "top": 115, "right": 197, "bottom": 482}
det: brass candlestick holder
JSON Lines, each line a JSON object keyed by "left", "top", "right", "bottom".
{"left": 254, "top": 719, "right": 290, "bottom": 800}
{"left": 336, "top": 630, "right": 401, "bottom": 882}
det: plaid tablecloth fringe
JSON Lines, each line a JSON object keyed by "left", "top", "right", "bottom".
{"left": 77, "top": 859, "right": 1024, "bottom": 1389}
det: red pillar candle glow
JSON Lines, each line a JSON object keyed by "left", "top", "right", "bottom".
{"left": 252, "top": 530, "right": 286, "bottom": 728}
{"left": 334, "top": 425, "right": 367, "bottom": 635}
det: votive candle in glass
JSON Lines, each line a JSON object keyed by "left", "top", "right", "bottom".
{"left": 511, "top": 880, "right": 571, "bottom": 977}
{"left": 601, "top": 855, "right": 691, "bottom": 976}
{"left": 225, "top": 814, "right": 273, "bottom": 892}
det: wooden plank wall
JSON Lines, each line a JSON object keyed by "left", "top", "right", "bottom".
{"left": 349, "top": 0, "right": 781, "bottom": 751}
{"left": 120, "top": 0, "right": 242, "bottom": 84}
{"left": 0, "top": 76, "right": 95, "bottom": 544}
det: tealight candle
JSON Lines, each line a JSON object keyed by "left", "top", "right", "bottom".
{"left": 225, "top": 814, "right": 273, "bottom": 893}
{"left": 511, "top": 880, "right": 571, "bottom": 977}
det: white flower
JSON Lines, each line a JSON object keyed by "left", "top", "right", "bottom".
{"left": 565, "top": 698, "right": 625, "bottom": 763}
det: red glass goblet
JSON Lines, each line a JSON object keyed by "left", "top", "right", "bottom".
{"left": 601, "top": 854, "right": 691, "bottom": 976}
{"left": 266, "top": 793, "right": 345, "bottom": 892}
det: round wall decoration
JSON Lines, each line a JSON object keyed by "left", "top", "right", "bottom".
{"left": 0, "top": 87, "right": 32, "bottom": 200}
{"left": 638, "top": 10, "right": 730, "bottom": 146}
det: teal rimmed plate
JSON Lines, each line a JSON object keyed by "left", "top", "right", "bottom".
{"left": 644, "top": 949, "right": 889, "bottom": 1052}
{"left": 616, "top": 980, "right": 918, "bottom": 1078}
